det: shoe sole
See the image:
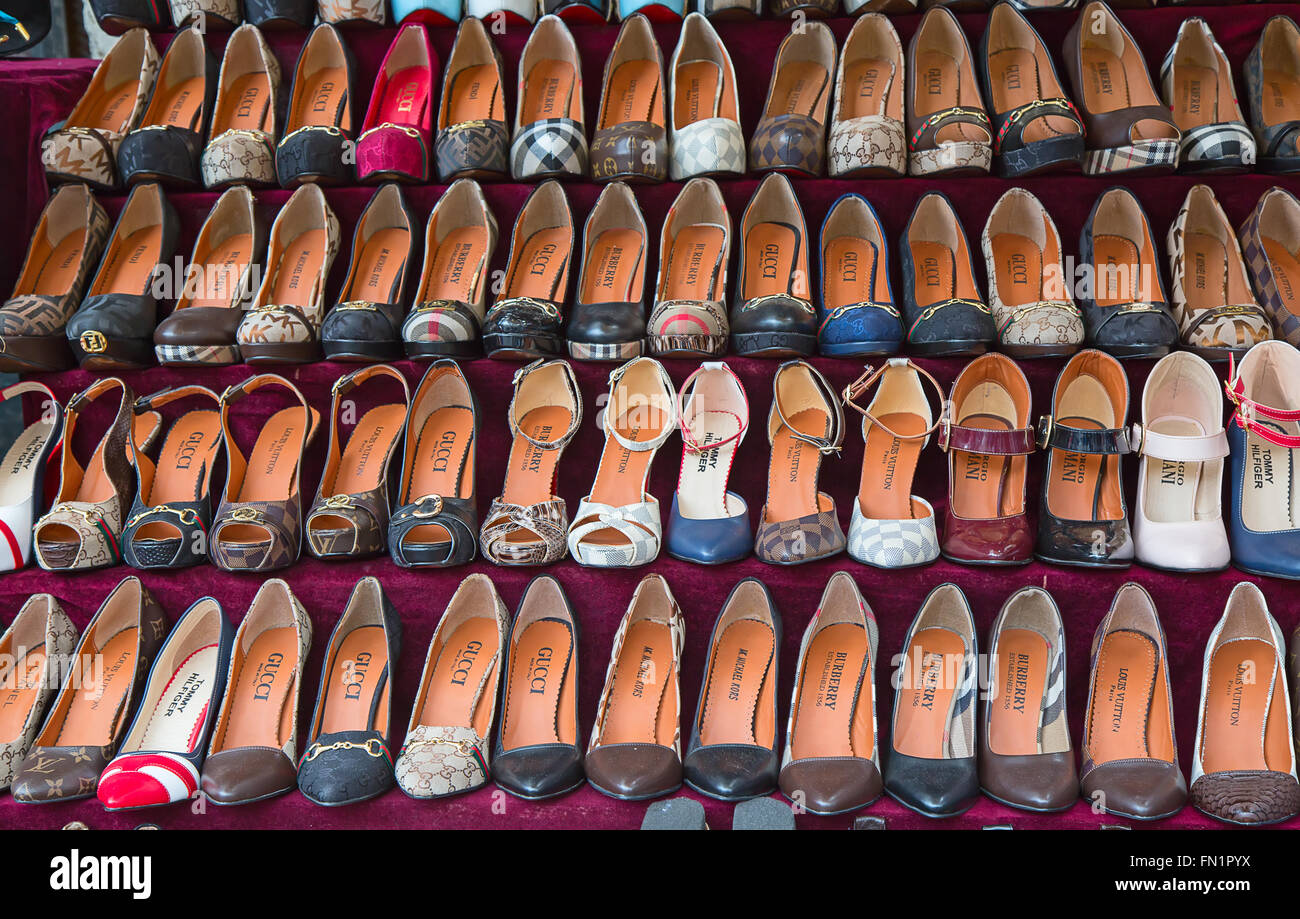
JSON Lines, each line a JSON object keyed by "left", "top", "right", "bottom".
{"left": 483, "top": 333, "right": 563, "bottom": 361}
{"left": 1001, "top": 342, "right": 1081, "bottom": 359}
{"left": 568, "top": 339, "right": 644, "bottom": 361}
{"left": 732, "top": 331, "right": 817, "bottom": 357}
{"left": 322, "top": 340, "right": 403, "bottom": 363}
{"left": 405, "top": 341, "right": 481, "bottom": 360}
{"left": 155, "top": 343, "right": 240, "bottom": 366}
{"left": 240, "top": 342, "right": 321, "bottom": 364}
{"left": 908, "top": 340, "right": 990, "bottom": 358}
{"left": 1034, "top": 553, "right": 1132, "bottom": 570}
{"left": 70, "top": 335, "right": 153, "bottom": 370}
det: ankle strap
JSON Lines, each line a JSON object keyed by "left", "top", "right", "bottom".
{"left": 842, "top": 358, "right": 946, "bottom": 442}
{"left": 605, "top": 358, "right": 678, "bottom": 453}
{"left": 508, "top": 359, "right": 583, "bottom": 451}
{"left": 678, "top": 362, "right": 748, "bottom": 454}
{"left": 1226, "top": 353, "right": 1300, "bottom": 448}
{"left": 771, "top": 360, "right": 843, "bottom": 453}
{"left": 134, "top": 384, "right": 220, "bottom": 414}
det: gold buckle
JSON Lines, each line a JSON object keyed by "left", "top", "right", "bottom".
{"left": 323, "top": 494, "right": 353, "bottom": 510}
{"left": 411, "top": 495, "right": 444, "bottom": 518}
{"left": 230, "top": 507, "right": 260, "bottom": 522}
{"left": 78, "top": 331, "right": 107, "bottom": 354}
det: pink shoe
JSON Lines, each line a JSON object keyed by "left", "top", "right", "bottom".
{"left": 357, "top": 23, "right": 437, "bottom": 183}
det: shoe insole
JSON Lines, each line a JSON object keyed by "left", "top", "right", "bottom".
{"left": 344, "top": 226, "right": 409, "bottom": 304}
{"left": 520, "top": 58, "right": 576, "bottom": 122}
{"left": 991, "top": 233, "right": 1042, "bottom": 307}
{"left": 1183, "top": 231, "right": 1229, "bottom": 315}
{"left": 909, "top": 240, "right": 955, "bottom": 307}
{"left": 858, "top": 412, "right": 925, "bottom": 520}
{"left": 1262, "top": 238, "right": 1300, "bottom": 321}
{"left": 398, "top": 405, "right": 473, "bottom": 548}
{"left": 1260, "top": 68, "right": 1300, "bottom": 124}
{"left": 320, "top": 625, "right": 389, "bottom": 735}
{"left": 1241, "top": 421, "right": 1300, "bottom": 532}
{"left": 502, "top": 227, "right": 570, "bottom": 301}
{"left": 914, "top": 51, "right": 983, "bottom": 144}
{"left": 1080, "top": 47, "right": 1132, "bottom": 115}
{"left": 574, "top": 404, "right": 667, "bottom": 551}
{"left": 129, "top": 644, "right": 219, "bottom": 754}
{"left": 268, "top": 229, "right": 328, "bottom": 309}
{"left": 990, "top": 47, "right": 1074, "bottom": 143}
{"left": 601, "top": 59, "right": 659, "bottom": 126}
{"left": 45, "top": 414, "right": 161, "bottom": 532}
{"left": 766, "top": 59, "right": 827, "bottom": 119}
{"left": 17, "top": 227, "right": 88, "bottom": 297}
{"left": 1045, "top": 376, "right": 1122, "bottom": 522}
{"left": 789, "top": 622, "right": 869, "bottom": 760}
{"left": 0, "top": 642, "right": 46, "bottom": 744}
{"left": 219, "top": 626, "right": 298, "bottom": 751}
{"left": 0, "top": 421, "right": 55, "bottom": 508}
{"left": 699, "top": 618, "right": 774, "bottom": 747}
{"left": 823, "top": 236, "right": 880, "bottom": 309}
{"left": 499, "top": 406, "right": 572, "bottom": 550}
{"left": 1088, "top": 629, "right": 1159, "bottom": 764}
{"left": 149, "top": 75, "right": 206, "bottom": 131}
{"left": 1173, "top": 63, "right": 1218, "bottom": 128}
{"left": 55, "top": 629, "right": 138, "bottom": 746}
{"left": 674, "top": 59, "right": 721, "bottom": 127}
{"left": 894, "top": 626, "right": 965, "bottom": 759}
{"left": 1202, "top": 639, "right": 1280, "bottom": 774}
{"left": 415, "top": 617, "right": 500, "bottom": 735}
{"left": 988, "top": 627, "right": 1048, "bottom": 756}
{"left": 331, "top": 405, "right": 406, "bottom": 495}
{"left": 743, "top": 222, "right": 797, "bottom": 300}
{"left": 951, "top": 404, "right": 1018, "bottom": 521}
{"left": 661, "top": 224, "right": 725, "bottom": 301}
{"left": 841, "top": 58, "right": 891, "bottom": 120}
{"left": 421, "top": 225, "right": 489, "bottom": 302}
{"left": 1141, "top": 417, "right": 1210, "bottom": 525}
{"left": 446, "top": 64, "right": 502, "bottom": 124}
{"left": 92, "top": 225, "right": 163, "bottom": 296}
{"left": 767, "top": 407, "right": 827, "bottom": 523}
{"left": 134, "top": 409, "right": 223, "bottom": 543}
{"left": 376, "top": 65, "right": 430, "bottom": 127}
{"left": 222, "top": 406, "right": 309, "bottom": 545}
{"left": 580, "top": 228, "right": 642, "bottom": 303}
{"left": 184, "top": 233, "right": 253, "bottom": 310}
{"left": 79, "top": 79, "right": 140, "bottom": 132}
{"left": 1093, "top": 235, "right": 1144, "bottom": 307}
{"left": 502, "top": 618, "right": 575, "bottom": 750}
{"left": 599, "top": 619, "right": 675, "bottom": 746}
{"left": 678, "top": 409, "right": 743, "bottom": 520}
{"left": 213, "top": 71, "right": 272, "bottom": 134}
{"left": 291, "top": 65, "right": 347, "bottom": 129}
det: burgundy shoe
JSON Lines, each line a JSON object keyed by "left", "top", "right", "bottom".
{"left": 357, "top": 23, "right": 437, "bottom": 183}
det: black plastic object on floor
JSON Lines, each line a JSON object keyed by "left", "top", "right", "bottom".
{"left": 733, "top": 797, "right": 795, "bottom": 831}
{"left": 641, "top": 798, "right": 708, "bottom": 830}
{"left": 0, "top": 0, "right": 49, "bottom": 55}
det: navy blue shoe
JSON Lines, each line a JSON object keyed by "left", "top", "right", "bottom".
{"left": 817, "top": 193, "right": 902, "bottom": 357}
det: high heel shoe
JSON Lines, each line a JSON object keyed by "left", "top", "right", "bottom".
{"left": 0, "top": 382, "right": 63, "bottom": 573}
{"left": 667, "top": 13, "right": 743, "bottom": 181}
{"left": 749, "top": 20, "right": 835, "bottom": 176}
{"left": 900, "top": 192, "right": 994, "bottom": 356}
{"left": 510, "top": 16, "right": 588, "bottom": 181}
{"left": 306, "top": 365, "right": 410, "bottom": 561}
{"left": 276, "top": 23, "right": 359, "bottom": 188}
{"left": 435, "top": 17, "right": 508, "bottom": 182}
{"left": 357, "top": 23, "right": 437, "bottom": 184}
{"left": 567, "top": 357, "right": 676, "bottom": 567}
{"left": 647, "top": 178, "right": 730, "bottom": 358}
{"left": 0, "top": 596, "right": 78, "bottom": 792}
{"left": 568, "top": 181, "right": 649, "bottom": 361}
{"left": 1239, "top": 186, "right": 1300, "bottom": 349}
{"left": 906, "top": 8, "right": 991, "bottom": 176}
{"left": 829, "top": 13, "right": 906, "bottom": 178}
{"left": 201, "top": 24, "right": 281, "bottom": 189}
{"left": 591, "top": 15, "right": 667, "bottom": 184}
{"left": 817, "top": 193, "right": 901, "bottom": 357}
{"left": 209, "top": 374, "right": 320, "bottom": 573}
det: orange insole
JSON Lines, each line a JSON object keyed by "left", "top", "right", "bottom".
{"left": 743, "top": 222, "right": 797, "bottom": 300}
{"left": 220, "top": 627, "right": 298, "bottom": 750}
{"left": 415, "top": 618, "right": 500, "bottom": 732}
{"left": 823, "top": 236, "right": 882, "bottom": 309}
{"left": 767, "top": 407, "right": 827, "bottom": 522}
{"left": 790, "top": 622, "right": 869, "bottom": 760}
{"left": 601, "top": 59, "right": 659, "bottom": 126}
{"left": 578, "top": 405, "right": 667, "bottom": 549}
{"left": 599, "top": 620, "right": 675, "bottom": 745}
{"left": 673, "top": 59, "right": 720, "bottom": 127}
{"left": 988, "top": 628, "right": 1048, "bottom": 756}
{"left": 269, "top": 229, "right": 328, "bottom": 308}
{"left": 130, "top": 644, "right": 218, "bottom": 753}
{"left": 1173, "top": 64, "right": 1217, "bottom": 127}
{"left": 915, "top": 51, "right": 982, "bottom": 143}
{"left": 446, "top": 64, "right": 502, "bottom": 124}
{"left": 1263, "top": 238, "right": 1300, "bottom": 318}
{"left": 344, "top": 226, "right": 409, "bottom": 303}
{"left": 841, "top": 58, "right": 891, "bottom": 120}
{"left": 1183, "top": 232, "right": 1229, "bottom": 313}
{"left": 699, "top": 618, "right": 774, "bottom": 747}
{"left": 910, "top": 240, "right": 955, "bottom": 307}
{"left": 503, "top": 227, "right": 570, "bottom": 300}
{"left": 989, "top": 48, "right": 1073, "bottom": 143}
{"left": 1092, "top": 235, "right": 1143, "bottom": 307}
{"left": 859, "top": 412, "right": 925, "bottom": 520}
{"left": 214, "top": 71, "right": 272, "bottom": 134}
{"left": 580, "top": 229, "right": 642, "bottom": 303}
{"left": 767, "top": 59, "right": 827, "bottom": 118}
{"left": 950, "top": 415, "right": 1014, "bottom": 519}
{"left": 18, "top": 228, "right": 88, "bottom": 297}
{"left": 502, "top": 618, "right": 574, "bottom": 750}
{"left": 894, "top": 627, "right": 965, "bottom": 759}
{"left": 292, "top": 65, "right": 348, "bottom": 129}
{"left": 0, "top": 644, "right": 46, "bottom": 743}
{"left": 319, "top": 625, "right": 389, "bottom": 735}
{"left": 398, "top": 405, "right": 473, "bottom": 547}
{"left": 500, "top": 406, "right": 572, "bottom": 549}
{"left": 185, "top": 233, "right": 253, "bottom": 310}
{"left": 134, "top": 409, "right": 223, "bottom": 542}
{"left": 55, "top": 629, "right": 138, "bottom": 746}
{"left": 1088, "top": 629, "right": 1159, "bottom": 764}
{"left": 1261, "top": 68, "right": 1300, "bottom": 123}
{"left": 376, "top": 66, "right": 430, "bottom": 126}
{"left": 422, "top": 226, "right": 489, "bottom": 301}
{"left": 149, "top": 75, "right": 206, "bottom": 130}
{"left": 331, "top": 405, "right": 407, "bottom": 495}
{"left": 93, "top": 225, "right": 164, "bottom": 296}
{"left": 991, "top": 233, "right": 1042, "bottom": 307}
{"left": 1080, "top": 48, "right": 1132, "bottom": 115}
{"left": 1046, "top": 416, "right": 1108, "bottom": 521}
{"left": 80, "top": 79, "right": 140, "bottom": 131}
{"left": 520, "top": 59, "right": 576, "bottom": 121}
{"left": 1202, "top": 639, "right": 1280, "bottom": 774}
{"left": 221, "top": 406, "right": 309, "bottom": 545}
{"left": 661, "top": 225, "right": 724, "bottom": 300}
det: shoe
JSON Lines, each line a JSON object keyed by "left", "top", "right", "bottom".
{"left": 321, "top": 0, "right": 389, "bottom": 22}
{"left": 12, "top": 577, "right": 167, "bottom": 804}
{"left": 906, "top": 8, "right": 991, "bottom": 176}
{"left": 1063, "top": 1, "right": 1179, "bottom": 175}
{"left": 749, "top": 20, "right": 835, "bottom": 176}
{"left": 980, "top": 586, "right": 1076, "bottom": 812}
{"left": 97, "top": 597, "right": 234, "bottom": 810}
{"left": 201, "top": 579, "right": 312, "bottom": 805}
{"left": 829, "top": 14, "right": 905, "bottom": 179}
{"left": 667, "top": 13, "right": 743, "bottom": 181}
{"left": 89, "top": 0, "right": 169, "bottom": 30}
{"left": 778, "top": 572, "right": 881, "bottom": 815}
{"left": 298, "top": 577, "right": 402, "bottom": 806}
{"left": 480, "top": 359, "right": 582, "bottom": 566}
{"left": 394, "top": 573, "right": 508, "bottom": 799}
{"left": 981, "top": 187, "right": 1084, "bottom": 358}
{"left": 1240, "top": 186, "right": 1300, "bottom": 349}
{"left": 1190, "top": 582, "right": 1300, "bottom": 825}
{"left": 306, "top": 365, "right": 410, "bottom": 561}
{"left": 393, "top": 0, "right": 456, "bottom": 22}
{"left": 844, "top": 358, "right": 944, "bottom": 568}
{"left": 665, "top": 361, "right": 750, "bottom": 564}
{"left": 698, "top": 0, "right": 759, "bottom": 17}
{"left": 121, "top": 384, "right": 223, "bottom": 570}
{"left": 0, "top": 184, "right": 110, "bottom": 373}
{"left": 117, "top": 25, "right": 217, "bottom": 189}
{"left": 591, "top": 15, "right": 666, "bottom": 184}
{"left": 754, "top": 360, "right": 845, "bottom": 565}
{"left": 884, "top": 582, "right": 979, "bottom": 819}
{"left": 435, "top": 17, "right": 508, "bottom": 182}
{"left": 201, "top": 24, "right": 281, "bottom": 189}
{"left": 731, "top": 173, "right": 818, "bottom": 357}
{"left": 1078, "top": 187, "right": 1178, "bottom": 358}
{"left": 511, "top": 16, "right": 587, "bottom": 181}
{"left": 170, "top": 0, "right": 240, "bottom": 28}
{"left": 1225, "top": 340, "right": 1300, "bottom": 579}
{"left": 481, "top": 181, "right": 573, "bottom": 360}
{"left": 586, "top": 574, "right": 685, "bottom": 800}
{"left": 466, "top": 0, "right": 536, "bottom": 23}
{"left": 567, "top": 357, "right": 676, "bottom": 566}
{"left": 1080, "top": 583, "right": 1186, "bottom": 820}
{"left": 1035, "top": 349, "right": 1134, "bottom": 568}
{"left": 683, "top": 578, "right": 780, "bottom": 801}
{"left": 1160, "top": 18, "right": 1254, "bottom": 174}
{"left": 1133, "top": 352, "right": 1230, "bottom": 572}
{"left": 389, "top": 360, "right": 479, "bottom": 567}
{"left": 817, "top": 193, "right": 901, "bottom": 357}
{"left": 979, "top": 2, "right": 1083, "bottom": 177}
{"left": 153, "top": 185, "right": 263, "bottom": 367}
{"left": 34, "top": 378, "right": 160, "bottom": 572}
{"left": 1245, "top": 16, "right": 1300, "bottom": 174}
{"left": 647, "top": 178, "right": 730, "bottom": 358}
{"left": 276, "top": 23, "right": 359, "bottom": 187}
{"left": 0, "top": 596, "right": 78, "bottom": 791}
{"left": 245, "top": 0, "right": 314, "bottom": 27}
{"left": 568, "top": 182, "right": 649, "bottom": 361}
{"left": 209, "top": 374, "right": 321, "bottom": 573}
{"left": 357, "top": 23, "right": 436, "bottom": 184}
{"left": 404, "top": 179, "right": 498, "bottom": 360}
{"left": 939, "top": 353, "right": 1035, "bottom": 565}
{"left": 900, "top": 193, "right": 993, "bottom": 356}
{"left": 321, "top": 183, "right": 416, "bottom": 362}
{"left": 770, "top": 0, "right": 836, "bottom": 16}
{"left": 1167, "top": 185, "right": 1272, "bottom": 361}
{"left": 492, "top": 575, "right": 584, "bottom": 800}
{"left": 42, "top": 28, "right": 159, "bottom": 191}
{"left": 66, "top": 182, "right": 179, "bottom": 370}
{"left": 0, "top": 383, "right": 62, "bottom": 572}
{"left": 546, "top": 0, "right": 608, "bottom": 21}
{"left": 236, "top": 182, "right": 341, "bottom": 364}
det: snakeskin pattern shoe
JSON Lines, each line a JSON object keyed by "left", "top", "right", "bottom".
{"left": 591, "top": 15, "right": 667, "bottom": 184}
{"left": 0, "top": 596, "right": 78, "bottom": 792}
{"left": 667, "top": 13, "right": 743, "bottom": 181}
{"left": 906, "top": 7, "right": 991, "bottom": 176}
{"left": 1239, "top": 186, "right": 1300, "bottom": 348}
{"left": 829, "top": 14, "right": 905, "bottom": 179}
{"left": 357, "top": 23, "right": 437, "bottom": 184}
{"left": 749, "top": 21, "right": 835, "bottom": 177}
{"left": 1160, "top": 18, "right": 1254, "bottom": 174}
{"left": 435, "top": 17, "right": 508, "bottom": 182}
{"left": 202, "top": 24, "right": 280, "bottom": 189}
{"left": 277, "top": 23, "right": 359, "bottom": 187}
{"left": 648, "top": 178, "right": 730, "bottom": 357}
{"left": 569, "top": 182, "right": 650, "bottom": 361}
{"left": 511, "top": 15, "right": 588, "bottom": 181}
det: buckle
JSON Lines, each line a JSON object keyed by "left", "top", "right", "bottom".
{"left": 78, "top": 330, "right": 107, "bottom": 354}
{"left": 1036, "top": 415, "right": 1054, "bottom": 450}
{"left": 411, "top": 495, "right": 444, "bottom": 518}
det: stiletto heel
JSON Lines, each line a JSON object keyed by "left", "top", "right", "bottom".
{"left": 0, "top": 382, "right": 63, "bottom": 572}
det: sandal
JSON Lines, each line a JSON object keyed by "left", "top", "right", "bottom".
{"left": 0, "top": 382, "right": 63, "bottom": 573}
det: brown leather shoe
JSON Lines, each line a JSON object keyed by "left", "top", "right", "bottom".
{"left": 1079, "top": 582, "right": 1186, "bottom": 820}
{"left": 749, "top": 21, "right": 836, "bottom": 176}
{"left": 11, "top": 576, "right": 167, "bottom": 804}
{"left": 201, "top": 578, "right": 312, "bottom": 805}
{"left": 591, "top": 14, "right": 667, "bottom": 184}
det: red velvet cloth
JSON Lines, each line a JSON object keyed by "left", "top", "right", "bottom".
{"left": 0, "top": 5, "right": 1298, "bottom": 831}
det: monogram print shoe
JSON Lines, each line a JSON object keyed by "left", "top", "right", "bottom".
{"left": 591, "top": 15, "right": 667, "bottom": 184}
{"left": 319, "top": 0, "right": 387, "bottom": 23}
{"left": 667, "top": 13, "right": 743, "bottom": 181}
{"left": 1245, "top": 16, "right": 1300, "bottom": 175}
{"left": 906, "top": 7, "right": 991, "bottom": 176}
{"left": 749, "top": 21, "right": 835, "bottom": 177}
{"left": 829, "top": 14, "right": 905, "bottom": 178}
{"left": 201, "top": 24, "right": 281, "bottom": 189}
{"left": 648, "top": 177, "right": 730, "bottom": 357}
{"left": 357, "top": 23, "right": 437, "bottom": 184}
{"left": 900, "top": 192, "right": 994, "bottom": 356}
{"left": 276, "top": 23, "right": 359, "bottom": 188}
{"left": 169, "top": 0, "right": 241, "bottom": 28}
{"left": 1239, "top": 186, "right": 1300, "bottom": 348}
{"left": 817, "top": 193, "right": 902, "bottom": 357}
{"left": 0, "top": 596, "right": 78, "bottom": 791}
{"left": 511, "top": 15, "right": 588, "bottom": 181}
{"left": 435, "top": 17, "right": 508, "bottom": 183}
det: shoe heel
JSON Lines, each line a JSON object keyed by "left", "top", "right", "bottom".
{"left": 72, "top": 335, "right": 154, "bottom": 370}
{"left": 0, "top": 336, "right": 75, "bottom": 373}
